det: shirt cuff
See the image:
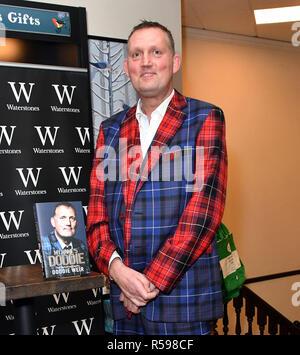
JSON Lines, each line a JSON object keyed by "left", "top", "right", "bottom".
{"left": 108, "top": 250, "right": 122, "bottom": 280}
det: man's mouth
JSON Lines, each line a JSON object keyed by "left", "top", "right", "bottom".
{"left": 141, "top": 72, "right": 155, "bottom": 78}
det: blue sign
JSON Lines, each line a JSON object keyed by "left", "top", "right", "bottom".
{"left": 0, "top": 5, "right": 71, "bottom": 36}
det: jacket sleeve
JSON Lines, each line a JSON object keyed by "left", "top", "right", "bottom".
{"left": 143, "top": 108, "right": 227, "bottom": 294}
{"left": 86, "top": 126, "right": 117, "bottom": 276}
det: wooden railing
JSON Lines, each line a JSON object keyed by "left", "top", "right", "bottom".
{"left": 213, "top": 271, "right": 300, "bottom": 335}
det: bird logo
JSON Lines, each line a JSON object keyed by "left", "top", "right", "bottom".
{"left": 89, "top": 61, "right": 112, "bottom": 80}
{"left": 90, "top": 61, "right": 112, "bottom": 70}
{"left": 52, "top": 18, "right": 66, "bottom": 33}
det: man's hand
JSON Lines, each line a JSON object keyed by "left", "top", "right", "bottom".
{"left": 120, "top": 292, "right": 140, "bottom": 314}
{"left": 119, "top": 280, "right": 160, "bottom": 314}
{"left": 109, "top": 258, "right": 159, "bottom": 307}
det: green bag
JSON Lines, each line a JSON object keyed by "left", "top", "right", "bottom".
{"left": 215, "top": 223, "right": 246, "bottom": 304}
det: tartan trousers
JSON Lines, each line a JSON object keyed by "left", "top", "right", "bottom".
{"left": 113, "top": 314, "right": 213, "bottom": 335}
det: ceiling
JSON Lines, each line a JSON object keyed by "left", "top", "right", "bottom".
{"left": 182, "top": 0, "right": 300, "bottom": 42}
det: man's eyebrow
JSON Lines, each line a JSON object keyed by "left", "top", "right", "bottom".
{"left": 128, "top": 46, "right": 141, "bottom": 52}
{"left": 129, "top": 45, "right": 162, "bottom": 53}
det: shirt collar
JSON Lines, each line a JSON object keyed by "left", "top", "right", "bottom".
{"left": 56, "top": 234, "right": 73, "bottom": 250}
{"left": 136, "top": 89, "right": 174, "bottom": 122}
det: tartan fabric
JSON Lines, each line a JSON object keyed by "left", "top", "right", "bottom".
{"left": 85, "top": 125, "right": 119, "bottom": 276}
{"left": 86, "top": 91, "right": 227, "bottom": 322}
{"left": 113, "top": 313, "right": 212, "bottom": 335}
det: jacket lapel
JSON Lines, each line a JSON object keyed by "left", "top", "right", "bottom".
{"left": 118, "top": 91, "right": 187, "bottom": 205}
{"left": 120, "top": 107, "right": 143, "bottom": 209}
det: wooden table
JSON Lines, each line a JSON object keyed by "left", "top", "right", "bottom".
{"left": 0, "top": 264, "right": 105, "bottom": 335}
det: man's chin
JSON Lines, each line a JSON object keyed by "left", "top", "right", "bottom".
{"left": 139, "top": 87, "right": 160, "bottom": 98}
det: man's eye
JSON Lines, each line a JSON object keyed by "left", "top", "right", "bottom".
{"left": 153, "top": 50, "right": 161, "bottom": 56}
{"left": 132, "top": 52, "right": 140, "bottom": 58}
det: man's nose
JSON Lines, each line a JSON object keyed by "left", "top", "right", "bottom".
{"left": 141, "top": 53, "right": 152, "bottom": 66}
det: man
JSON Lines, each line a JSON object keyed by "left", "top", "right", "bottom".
{"left": 87, "top": 21, "right": 227, "bottom": 335}
{"left": 42, "top": 202, "right": 90, "bottom": 276}
{"left": 50, "top": 202, "right": 78, "bottom": 249}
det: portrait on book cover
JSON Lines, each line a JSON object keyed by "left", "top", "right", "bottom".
{"left": 35, "top": 201, "right": 90, "bottom": 278}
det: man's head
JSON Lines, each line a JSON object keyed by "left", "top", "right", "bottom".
{"left": 124, "top": 20, "right": 181, "bottom": 102}
{"left": 51, "top": 202, "right": 77, "bottom": 240}
{"left": 128, "top": 21, "right": 175, "bottom": 56}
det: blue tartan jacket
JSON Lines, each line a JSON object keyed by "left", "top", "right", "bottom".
{"left": 94, "top": 92, "right": 227, "bottom": 322}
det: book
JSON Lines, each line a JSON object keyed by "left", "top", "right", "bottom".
{"left": 34, "top": 201, "right": 90, "bottom": 279}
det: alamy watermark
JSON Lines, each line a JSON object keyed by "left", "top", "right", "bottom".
{"left": 0, "top": 282, "right": 5, "bottom": 306}
{"left": 291, "top": 22, "right": 300, "bottom": 47}
{"left": 291, "top": 282, "right": 300, "bottom": 307}
{"left": 0, "top": 21, "right": 6, "bottom": 47}
{"left": 95, "top": 141, "right": 205, "bottom": 192}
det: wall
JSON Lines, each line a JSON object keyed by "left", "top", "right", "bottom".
{"left": 27, "top": 0, "right": 182, "bottom": 90}
{"left": 182, "top": 28, "right": 300, "bottom": 278}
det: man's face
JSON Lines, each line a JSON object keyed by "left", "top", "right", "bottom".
{"left": 51, "top": 205, "right": 77, "bottom": 239}
{"left": 124, "top": 27, "right": 181, "bottom": 102}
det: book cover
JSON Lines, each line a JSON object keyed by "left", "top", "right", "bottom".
{"left": 34, "top": 201, "right": 90, "bottom": 279}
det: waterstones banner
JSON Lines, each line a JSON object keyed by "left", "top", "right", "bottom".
{"left": 0, "top": 63, "right": 104, "bottom": 335}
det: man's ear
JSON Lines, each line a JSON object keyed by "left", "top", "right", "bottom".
{"left": 124, "top": 58, "right": 129, "bottom": 77}
{"left": 172, "top": 54, "right": 181, "bottom": 75}
{"left": 50, "top": 217, "right": 55, "bottom": 228}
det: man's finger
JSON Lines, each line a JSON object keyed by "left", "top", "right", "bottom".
{"left": 145, "top": 288, "right": 160, "bottom": 300}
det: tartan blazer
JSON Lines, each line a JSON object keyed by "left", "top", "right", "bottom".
{"left": 87, "top": 91, "right": 227, "bottom": 322}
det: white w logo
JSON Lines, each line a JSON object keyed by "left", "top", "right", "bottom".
{"left": 8, "top": 82, "right": 35, "bottom": 103}
{"left": 0, "top": 210, "right": 24, "bottom": 231}
{"left": 75, "top": 127, "right": 90, "bottom": 146}
{"left": 82, "top": 205, "right": 88, "bottom": 217}
{"left": 53, "top": 292, "right": 70, "bottom": 304}
{"left": 34, "top": 126, "right": 60, "bottom": 146}
{"left": 0, "top": 253, "right": 6, "bottom": 268}
{"left": 59, "top": 166, "right": 82, "bottom": 185}
{"left": 91, "top": 288, "right": 101, "bottom": 298}
{"left": 24, "top": 250, "right": 42, "bottom": 265}
{"left": 72, "top": 318, "right": 94, "bottom": 335}
{"left": 37, "top": 325, "right": 56, "bottom": 335}
{"left": 16, "top": 168, "right": 42, "bottom": 188}
{"left": 0, "top": 126, "right": 16, "bottom": 146}
{"left": 52, "top": 84, "right": 76, "bottom": 105}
